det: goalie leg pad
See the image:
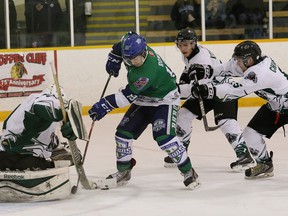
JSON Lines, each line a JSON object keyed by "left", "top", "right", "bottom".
{"left": 0, "top": 167, "right": 71, "bottom": 202}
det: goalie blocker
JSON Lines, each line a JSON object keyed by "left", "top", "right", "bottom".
{"left": 67, "top": 100, "right": 89, "bottom": 141}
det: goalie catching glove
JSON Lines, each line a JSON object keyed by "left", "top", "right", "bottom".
{"left": 191, "top": 83, "right": 216, "bottom": 99}
{"left": 188, "top": 64, "right": 213, "bottom": 81}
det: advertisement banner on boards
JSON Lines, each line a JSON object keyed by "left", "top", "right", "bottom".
{"left": 0, "top": 51, "right": 54, "bottom": 98}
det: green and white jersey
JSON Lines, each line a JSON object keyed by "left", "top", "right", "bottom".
{"left": 122, "top": 46, "right": 180, "bottom": 106}
{"left": 0, "top": 93, "right": 63, "bottom": 158}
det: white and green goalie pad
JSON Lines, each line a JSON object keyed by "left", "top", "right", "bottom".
{"left": 0, "top": 166, "right": 71, "bottom": 202}
{"left": 67, "top": 100, "right": 88, "bottom": 141}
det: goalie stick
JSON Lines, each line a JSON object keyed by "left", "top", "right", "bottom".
{"left": 50, "top": 62, "right": 97, "bottom": 191}
{"left": 193, "top": 73, "right": 225, "bottom": 131}
{"left": 72, "top": 74, "right": 112, "bottom": 194}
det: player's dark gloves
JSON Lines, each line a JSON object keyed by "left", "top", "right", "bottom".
{"left": 88, "top": 98, "right": 114, "bottom": 121}
{"left": 188, "top": 64, "right": 213, "bottom": 81}
{"left": 106, "top": 42, "right": 122, "bottom": 77}
{"left": 191, "top": 83, "right": 215, "bottom": 99}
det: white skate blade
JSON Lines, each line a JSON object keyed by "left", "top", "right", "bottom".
{"left": 245, "top": 172, "right": 274, "bottom": 180}
{"left": 95, "top": 178, "right": 117, "bottom": 189}
{"left": 186, "top": 180, "right": 201, "bottom": 190}
{"left": 231, "top": 162, "right": 257, "bottom": 172}
{"left": 117, "top": 181, "right": 129, "bottom": 187}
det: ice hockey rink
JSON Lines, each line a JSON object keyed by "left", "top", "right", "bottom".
{"left": 1, "top": 107, "right": 288, "bottom": 216}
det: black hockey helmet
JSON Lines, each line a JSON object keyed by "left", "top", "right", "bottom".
{"left": 233, "top": 40, "right": 262, "bottom": 66}
{"left": 175, "top": 28, "right": 197, "bottom": 44}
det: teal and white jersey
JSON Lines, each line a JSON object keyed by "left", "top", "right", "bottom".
{"left": 0, "top": 92, "right": 63, "bottom": 158}
{"left": 114, "top": 46, "right": 180, "bottom": 107}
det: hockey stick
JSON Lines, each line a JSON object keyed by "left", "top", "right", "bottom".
{"left": 193, "top": 73, "right": 225, "bottom": 131}
{"left": 50, "top": 62, "right": 97, "bottom": 191}
{"left": 71, "top": 74, "right": 112, "bottom": 194}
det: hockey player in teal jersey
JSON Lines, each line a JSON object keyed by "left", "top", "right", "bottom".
{"left": 88, "top": 32, "right": 200, "bottom": 189}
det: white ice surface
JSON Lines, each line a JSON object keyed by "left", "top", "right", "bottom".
{"left": 1, "top": 107, "right": 288, "bottom": 216}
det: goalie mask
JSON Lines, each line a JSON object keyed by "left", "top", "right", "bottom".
{"left": 42, "top": 84, "right": 69, "bottom": 105}
{"left": 122, "top": 34, "right": 147, "bottom": 67}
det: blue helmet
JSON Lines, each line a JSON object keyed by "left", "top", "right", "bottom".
{"left": 122, "top": 34, "right": 147, "bottom": 65}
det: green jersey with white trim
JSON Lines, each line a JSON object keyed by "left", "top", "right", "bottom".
{"left": 125, "top": 46, "right": 180, "bottom": 106}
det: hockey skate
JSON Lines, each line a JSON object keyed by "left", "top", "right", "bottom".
{"left": 230, "top": 144, "right": 256, "bottom": 172}
{"left": 106, "top": 158, "right": 136, "bottom": 186}
{"left": 183, "top": 168, "right": 201, "bottom": 190}
{"left": 164, "top": 156, "right": 177, "bottom": 168}
{"left": 245, "top": 151, "right": 274, "bottom": 179}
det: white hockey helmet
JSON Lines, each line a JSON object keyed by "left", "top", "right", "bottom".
{"left": 42, "top": 84, "right": 69, "bottom": 104}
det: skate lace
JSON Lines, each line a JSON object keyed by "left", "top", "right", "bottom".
{"left": 110, "top": 170, "right": 130, "bottom": 181}
{"left": 111, "top": 171, "right": 123, "bottom": 178}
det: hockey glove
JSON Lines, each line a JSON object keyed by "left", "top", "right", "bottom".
{"left": 188, "top": 64, "right": 213, "bottom": 81}
{"left": 106, "top": 42, "right": 123, "bottom": 77}
{"left": 88, "top": 98, "right": 114, "bottom": 121}
{"left": 106, "top": 52, "right": 122, "bottom": 77}
{"left": 61, "top": 121, "right": 77, "bottom": 141}
{"left": 191, "top": 83, "right": 215, "bottom": 99}
{"left": 179, "top": 67, "right": 190, "bottom": 84}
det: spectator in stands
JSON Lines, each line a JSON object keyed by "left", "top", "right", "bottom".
{"left": 205, "top": 0, "right": 227, "bottom": 29}
{"left": 226, "top": 0, "right": 267, "bottom": 39}
{"left": 170, "top": 0, "right": 201, "bottom": 30}
{"left": 25, "top": 0, "right": 63, "bottom": 47}
{"left": 0, "top": 0, "right": 17, "bottom": 49}
{"left": 226, "top": 0, "right": 247, "bottom": 25}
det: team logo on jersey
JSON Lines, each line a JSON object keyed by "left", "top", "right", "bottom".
{"left": 245, "top": 71, "right": 257, "bottom": 83}
{"left": 133, "top": 77, "right": 149, "bottom": 90}
{"left": 152, "top": 119, "right": 166, "bottom": 132}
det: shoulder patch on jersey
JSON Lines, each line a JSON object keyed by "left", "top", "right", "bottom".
{"left": 133, "top": 77, "right": 149, "bottom": 90}
{"left": 148, "top": 50, "right": 154, "bottom": 57}
{"left": 245, "top": 71, "right": 257, "bottom": 83}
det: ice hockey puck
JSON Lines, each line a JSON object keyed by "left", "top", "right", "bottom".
{"left": 101, "top": 185, "right": 109, "bottom": 190}
{"left": 71, "top": 185, "right": 78, "bottom": 194}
